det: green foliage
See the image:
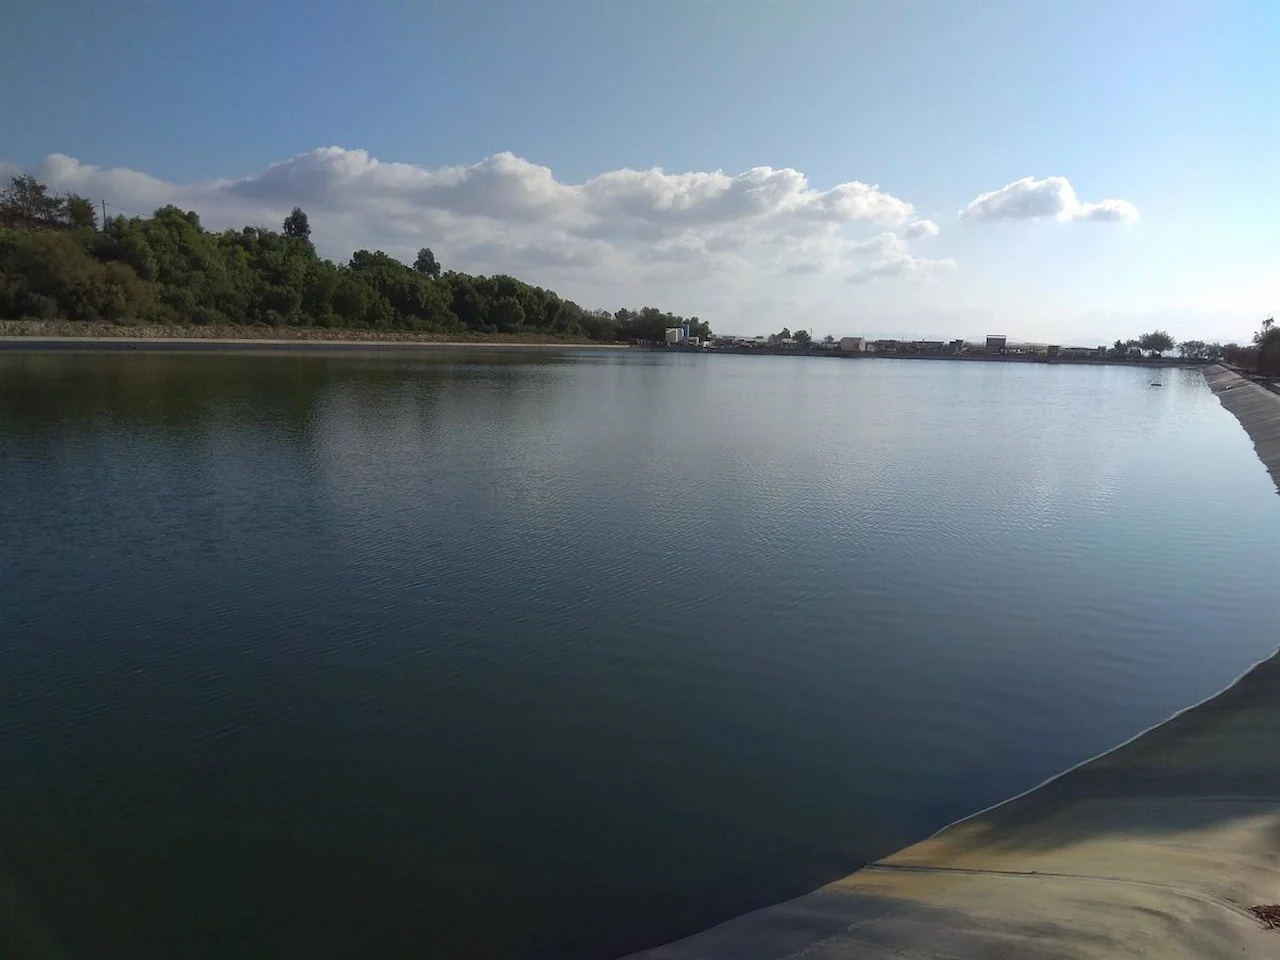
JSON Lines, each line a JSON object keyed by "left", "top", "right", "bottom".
{"left": 413, "top": 247, "right": 441, "bottom": 278}
{"left": 1137, "top": 330, "right": 1175, "bottom": 356}
{"left": 282, "top": 207, "right": 311, "bottom": 242}
{"left": 0, "top": 175, "right": 713, "bottom": 341}
{"left": 793, "top": 329, "right": 812, "bottom": 346}
{"left": 63, "top": 194, "right": 97, "bottom": 230}
{"left": 0, "top": 174, "right": 60, "bottom": 226}
{"left": 0, "top": 176, "right": 101, "bottom": 231}
{"left": 1255, "top": 318, "right": 1280, "bottom": 375}
{"left": 601, "top": 307, "right": 712, "bottom": 343}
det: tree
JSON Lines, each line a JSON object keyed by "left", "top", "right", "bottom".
{"left": 413, "top": 247, "right": 441, "bottom": 278}
{"left": 348, "top": 249, "right": 401, "bottom": 272}
{"left": 1178, "top": 340, "right": 1207, "bottom": 360}
{"left": 282, "top": 207, "right": 311, "bottom": 242}
{"left": 1, "top": 174, "right": 60, "bottom": 226}
{"left": 0, "top": 176, "right": 716, "bottom": 341}
{"left": 63, "top": 194, "right": 97, "bottom": 230}
{"left": 769, "top": 326, "right": 793, "bottom": 344}
{"left": 823, "top": 334, "right": 835, "bottom": 345}
{"left": 492, "top": 295, "right": 526, "bottom": 332}
{"left": 1137, "top": 331, "right": 1174, "bottom": 357}
{"left": 1254, "top": 317, "right": 1280, "bottom": 375}
{"left": 793, "top": 329, "right": 813, "bottom": 346}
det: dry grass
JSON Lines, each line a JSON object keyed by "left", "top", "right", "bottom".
{"left": 1251, "top": 905, "right": 1280, "bottom": 928}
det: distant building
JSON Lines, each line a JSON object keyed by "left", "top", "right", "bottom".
{"left": 911, "top": 340, "right": 946, "bottom": 353}
{"left": 1046, "top": 344, "right": 1060, "bottom": 358}
{"left": 950, "top": 339, "right": 965, "bottom": 354}
{"left": 986, "top": 335, "right": 1007, "bottom": 355}
{"left": 872, "top": 339, "right": 901, "bottom": 353}
{"left": 839, "top": 336, "right": 866, "bottom": 353}
{"left": 665, "top": 327, "right": 683, "bottom": 345}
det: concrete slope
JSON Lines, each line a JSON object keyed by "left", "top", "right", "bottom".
{"left": 625, "top": 652, "right": 1280, "bottom": 960}
{"left": 626, "top": 367, "right": 1280, "bottom": 959}
{"left": 1204, "top": 365, "right": 1280, "bottom": 493}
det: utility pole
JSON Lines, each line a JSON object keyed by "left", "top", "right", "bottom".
{"left": 101, "top": 199, "right": 107, "bottom": 230}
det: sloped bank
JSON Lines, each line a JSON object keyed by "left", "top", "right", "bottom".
{"left": 1204, "top": 365, "right": 1280, "bottom": 493}
{"left": 624, "top": 366, "right": 1280, "bottom": 959}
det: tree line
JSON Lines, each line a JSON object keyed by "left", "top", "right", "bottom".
{"left": 1247, "top": 317, "right": 1280, "bottom": 375}
{"left": 0, "top": 174, "right": 713, "bottom": 342}
{"left": 1115, "top": 326, "right": 1279, "bottom": 373}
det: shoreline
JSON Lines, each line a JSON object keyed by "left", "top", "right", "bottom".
{"left": 0, "top": 321, "right": 627, "bottom": 351}
{"left": 1204, "top": 365, "right": 1280, "bottom": 492}
{"left": 0, "top": 336, "right": 628, "bottom": 352}
{"left": 0, "top": 324, "right": 1209, "bottom": 365}
{"left": 626, "top": 364, "right": 1280, "bottom": 959}
{"left": 629, "top": 647, "right": 1280, "bottom": 959}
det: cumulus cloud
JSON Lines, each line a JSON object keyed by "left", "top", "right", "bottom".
{"left": 959, "top": 176, "right": 1138, "bottom": 224}
{"left": 849, "top": 252, "right": 956, "bottom": 284}
{"left": 15, "top": 147, "right": 953, "bottom": 313}
{"left": 849, "top": 232, "right": 908, "bottom": 256}
{"left": 903, "top": 218, "right": 939, "bottom": 238}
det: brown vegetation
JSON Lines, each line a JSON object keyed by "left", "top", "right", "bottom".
{"left": 1250, "top": 905, "right": 1280, "bottom": 929}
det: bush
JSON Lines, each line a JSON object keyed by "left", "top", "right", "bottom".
{"left": 23, "top": 293, "right": 59, "bottom": 319}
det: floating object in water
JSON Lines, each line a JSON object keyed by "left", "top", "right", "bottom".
{"left": 1150, "top": 382, "right": 1164, "bottom": 387}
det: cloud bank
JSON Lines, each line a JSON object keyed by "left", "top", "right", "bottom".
{"left": 20, "top": 148, "right": 951, "bottom": 302}
{"left": 960, "top": 176, "right": 1139, "bottom": 223}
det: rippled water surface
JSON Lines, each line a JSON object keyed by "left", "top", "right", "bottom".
{"left": 3, "top": 349, "right": 1279, "bottom": 959}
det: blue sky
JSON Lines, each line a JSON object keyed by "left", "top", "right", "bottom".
{"left": 4, "top": 0, "right": 1276, "bottom": 341}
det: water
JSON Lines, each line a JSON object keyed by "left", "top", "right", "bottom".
{"left": 2, "top": 349, "right": 1278, "bottom": 959}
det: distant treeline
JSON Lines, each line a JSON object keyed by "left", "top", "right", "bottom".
{"left": 0, "top": 174, "right": 713, "bottom": 341}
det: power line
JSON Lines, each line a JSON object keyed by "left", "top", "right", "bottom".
{"left": 101, "top": 200, "right": 146, "bottom": 218}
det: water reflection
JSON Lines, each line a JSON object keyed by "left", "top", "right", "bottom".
{"left": 1, "top": 351, "right": 1278, "bottom": 960}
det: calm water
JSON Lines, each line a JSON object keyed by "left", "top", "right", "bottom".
{"left": 3, "top": 349, "right": 1279, "bottom": 959}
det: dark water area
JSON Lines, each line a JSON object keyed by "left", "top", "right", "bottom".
{"left": 2, "top": 349, "right": 1279, "bottom": 959}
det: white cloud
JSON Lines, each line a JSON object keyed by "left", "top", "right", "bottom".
{"left": 19, "top": 148, "right": 947, "bottom": 297}
{"left": 960, "top": 176, "right": 1139, "bottom": 224}
{"left": 9, "top": 147, "right": 965, "bottom": 332}
{"left": 849, "top": 232, "right": 908, "bottom": 256}
{"left": 849, "top": 252, "right": 956, "bottom": 284}
{"left": 903, "top": 218, "right": 939, "bottom": 238}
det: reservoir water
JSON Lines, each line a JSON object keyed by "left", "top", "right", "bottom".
{"left": 2, "top": 349, "right": 1279, "bottom": 959}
